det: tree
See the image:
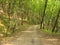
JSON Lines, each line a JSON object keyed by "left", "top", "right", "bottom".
{"left": 52, "top": 9, "right": 60, "bottom": 32}
{"left": 40, "top": 0, "right": 48, "bottom": 29}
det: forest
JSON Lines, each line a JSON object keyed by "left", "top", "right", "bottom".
{"left": 0, "top": 0, "right": 60, "bottom": 45}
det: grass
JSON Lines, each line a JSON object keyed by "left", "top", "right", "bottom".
{"left": 42, "top": 29, "right": 60, "bottom": 35}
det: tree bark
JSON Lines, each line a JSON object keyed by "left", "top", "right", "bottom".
{"left": 52, "top": 9, "right": 60, "bottom": 32}
{"left": 40, "top": 0, "right": 48, "bottom": 29}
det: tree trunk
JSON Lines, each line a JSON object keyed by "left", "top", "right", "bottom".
{"left": 40, "top": 0, "right": 48, "bottom": 29}
{"left": 52, "top": 9, "right": 60, "bottom": 32}
{"left": 21, "top": 14, "right": 24, "bottom": 25}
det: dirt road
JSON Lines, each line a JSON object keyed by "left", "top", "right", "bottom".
{"left": 2, "top": 25, "right": 60, "bottom": 45}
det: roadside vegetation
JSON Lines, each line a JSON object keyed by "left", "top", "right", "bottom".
{"left": 0, "top": 0, "right": 60, "bottom": 39}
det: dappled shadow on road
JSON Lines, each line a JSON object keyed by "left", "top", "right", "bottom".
{"left": 38, "top": 29, "right": 60, "bottom": 45}
{"left": 38, "top": 37, "right": 60, "bottom": 45}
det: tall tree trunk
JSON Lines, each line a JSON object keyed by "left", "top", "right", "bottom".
{"left": 52, "top": 9, "right": 60, "bottom": 32}
{"left": 12, "top": 0, "right": 16, "bottom": 33}
{"left": 40, "top": 0, "right": 48, "bottom": 29}
{"left": 21, "top": 14, "right": 24, "bottom": 25}
{"left": 19, "top": 0, "right": 24, "bottom": 25}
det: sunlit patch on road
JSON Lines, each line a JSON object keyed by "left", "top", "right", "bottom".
{"left": 2, "top": 43, "right": 14, "bottom": 45}
{"left": 21, "top": 31, "right": 34, "bottom": 32}
{"left": 46, "top": 39, "right": 58, "bottom": 41}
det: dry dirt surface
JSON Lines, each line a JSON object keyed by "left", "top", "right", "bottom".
{"left": 2, "top": 25, "right": 60, "bottom": 45}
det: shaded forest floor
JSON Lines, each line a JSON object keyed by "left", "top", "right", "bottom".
{"left": 1, "top": 25, "right": 60, "bottom": 45}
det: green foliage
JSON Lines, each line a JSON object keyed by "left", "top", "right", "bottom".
{"left": 0, "top": 0, "right": 60, "bottom": 36}
{"left": 42, "top": 29, "right": 60, "bottom": 35}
